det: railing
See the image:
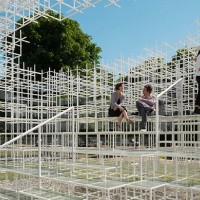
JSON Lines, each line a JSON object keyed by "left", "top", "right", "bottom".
{"left": 155, "top": 78, "right": 183, "bottom": 149}
{"left": 0, "top": 106, "right": 75, "bottom": 188}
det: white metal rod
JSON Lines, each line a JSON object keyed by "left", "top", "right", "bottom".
{"left": 156, "top": 78, "right": 183, "bottom": 149}
{"left": 157, "top": 78, "right": 183, "bottom": 98}
{"left": 38, "top": 126, "right": 41, "bottom": 189}
{"left": 0, "top": 106, "right": 74, "bottom": 148}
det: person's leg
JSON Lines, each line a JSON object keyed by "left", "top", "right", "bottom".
{"left": 195, "top": 76, "right": 200, "bottom": 108}
{"left": 118, "top": 113, "right": 123, "bottom": 125}
{"left": 121, "top": 110, "right": 133, "bottom": 124}
{"left": 117, "top": 113, "right": 124, "bottom": 130}
{"left": 136, "top": 100, "right": 152, "bottom": 130}
{"left": 194, "top": 76, "right": 200, "bottom": 114}
{"left": 136, "top": 101, "right": 142, "bottom": 115}
{"left": 122, "top": 110, "right": 128, "bottom": 121}
{"left": 136, "top": 100, "right": 153, "bottom": 113}
{"left": 140, "top": 107, "right": 147, "bottom": 129}
{"left": 117, "top": 109, "right": 133, "bottom": 130}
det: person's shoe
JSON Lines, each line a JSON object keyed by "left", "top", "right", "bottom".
{"left": 192, "top": 111, "right": 196, "bottom": 115}
{"left": 148, "top": 108, "right": 155, "bottom": 114}
{"left": 192, "top": 109, "right": 200, "bottom": 115}
{"left": 149, "top": 108, "right": 154, "bottom": 113}
{"left": 140, "top": 129, "right": 147, "bottom": 132}
{"left": 131, "top": 111, "right": 139, "bottom": 115}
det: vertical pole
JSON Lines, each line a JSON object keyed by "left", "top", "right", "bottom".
{"left": 180, "top": 79, "right": 184, "bottom": 147}
{"left": 140, "top": 156, "right": 143, "bottom": 181}
{"left": 150, "top": 189, "right": 152, "bottom": 200}
{"left": 76, "top": 66, "right": 79, "bottom": 150}
{"left": 93, "top": 63, "right": 99, "bottom": 149}
{"left": 72, "top": 107, "right": 75, "bottom": 162}
{"left": 38, "top": 126, "right": 41, "bottom": 189}
{"left": 155, "top": 97, "right": 159, "bottom": 149}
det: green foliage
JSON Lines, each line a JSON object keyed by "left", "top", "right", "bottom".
{"left": 172, "top": 48, "right": 194, "bottom": 62}
{"left": 0, "top": 122, "right": 5, "bottom": 132}
{"left": 168, "top": 48, "right": 195, "bottom": 70}
{"left": 127, "top": 48, "right": 195, "bottom": 84}
{"left": 0, "top": 172, "right": 15, "bottom": 181}
{"left": 14, "top": 10, "right": 102, "bottom": 74}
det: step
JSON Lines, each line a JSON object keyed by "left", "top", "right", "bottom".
{"left": 0, "top": 167, "right": 54, "bottom": 177}
{"left": 0, "top": 193, "right": 15, "bottom": 200}
{"left": 42, "top": 175, "right": 98, "bottom": 186}
{"left": 57, "top": 162, "right": 120, "bottom": 171}
{"left": 0, "top": 188, "right": 31, "bottom": 200}
{"left": 87, "top": 180, "right": 128, "bottom": 190}
{"left": 174, "top": 122, "right": 200, "bottom": 125}
{"left": 127, "top": 180, "right": 168, "bottom": 190}
{"left": 19, "top": 188, "right": 85, "bottom": 200}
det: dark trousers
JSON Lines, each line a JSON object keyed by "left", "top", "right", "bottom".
{"left": 195, "top": 76, "right": 200, "bottom": 107}
{"left": 136, "top": 100, "right": 153, "bottom": 129}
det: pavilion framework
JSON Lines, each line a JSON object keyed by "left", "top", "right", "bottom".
{"left": 0, "top": 1, "right": 200, "bottom": 199}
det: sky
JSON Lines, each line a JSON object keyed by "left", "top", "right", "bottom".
{"left": 71, "top": 0, "right": 200, "bottom": 63}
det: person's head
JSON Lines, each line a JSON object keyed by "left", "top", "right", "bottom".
{"left": 115, "top": 82, "right": 123, "bottom": 92}
{"left": 143, "top": 84, "right": 153, "bottom": 96}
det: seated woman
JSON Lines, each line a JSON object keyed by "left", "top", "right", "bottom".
{"left": 108, "top": 82, "right": 133, "bottom": 130}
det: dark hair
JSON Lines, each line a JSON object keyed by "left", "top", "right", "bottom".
{"left": 144, "top": 84, "right": 153, "bottom": 93}
{"left": 115, "top": 82, "right": 123, "bottom": 91}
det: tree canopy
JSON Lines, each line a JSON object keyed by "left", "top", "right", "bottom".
{"left": 14, "top": 10, "right": 102, "bottom": 73}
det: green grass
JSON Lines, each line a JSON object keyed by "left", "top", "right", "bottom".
{"left": 0, "top": 172, "right": 15, "bottom": 181}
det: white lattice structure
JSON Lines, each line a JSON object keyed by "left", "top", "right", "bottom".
{"left": 1, "top": 1, "right": 200, "bottom": 199}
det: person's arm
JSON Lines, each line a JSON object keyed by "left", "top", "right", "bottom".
{"left": 110, "top": 92, "right": 116, "bottom": 108}
{"left": 119, "top": 94, "right": 125, "bottom": 106}
{"left": 139, "top": 95, "right": 156, "bottom": 107}
{"left": 114, "top": 103, "right": 121, "bottom": 109}
{"left": 113, "top": 93, "right": 125, "bottom": 110}
{"left": 114, "top": 94, "right": 125, "bottom": 111}
{"left": 110, "top": 92, "right": 120, "bottom": 110}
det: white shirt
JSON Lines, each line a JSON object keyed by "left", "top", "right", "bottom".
{"left": 196, "top": 54, "right": 200, "bottom": 76}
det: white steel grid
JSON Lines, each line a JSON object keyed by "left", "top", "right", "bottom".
{"left": 1, "top": 0, "right": 200, "bottom": 199}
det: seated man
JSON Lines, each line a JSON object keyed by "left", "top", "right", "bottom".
{"left": 134, "top": 84, "right": 156, "bottom": 131}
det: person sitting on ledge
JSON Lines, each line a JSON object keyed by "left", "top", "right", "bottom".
{"left": 108, "top": 82, "right": 133, "bottom": 131}
{"left": 132, "top": 84, "right": 156, "bottom": 132}
{"left": 193, "top": 47, "right": 200, "bottom": 114}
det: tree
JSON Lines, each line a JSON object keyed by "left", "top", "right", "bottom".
{"left": 14, "top": 10, "right": 102, "bottom": 74}
{"left": 168, "top": 48, "right": 195, "bottom": 69}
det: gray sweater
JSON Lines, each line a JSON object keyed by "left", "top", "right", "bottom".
{"left": 139, "top": 95, "right": 156, "bottom": 107}
{"left": 110, "top": 92, "right": 125, "bottom": 109}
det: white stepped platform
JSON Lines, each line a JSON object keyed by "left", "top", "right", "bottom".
{"left": 0, "top": 188, "right": 31, "bottom": 200}
{"left": 19, "top": 189, "right": 84, "bottom": 200}
{"left": 57, "top": 161, "right": 120, "bottom": 171}
{"left": 0, "top": 167, "right": 54, "bottom": 177}
{"left": 127, "top": 180, "right": 167, "bottom": 190}
{"left": 42, "top": 175, "right": 99, "bottom": 186}
{"left": 87, "top": 180, "right": 128, "bottom": 190}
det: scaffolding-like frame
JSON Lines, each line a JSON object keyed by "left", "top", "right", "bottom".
{"left": 1, "top": 1, "right": 200, "bottom": 199}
